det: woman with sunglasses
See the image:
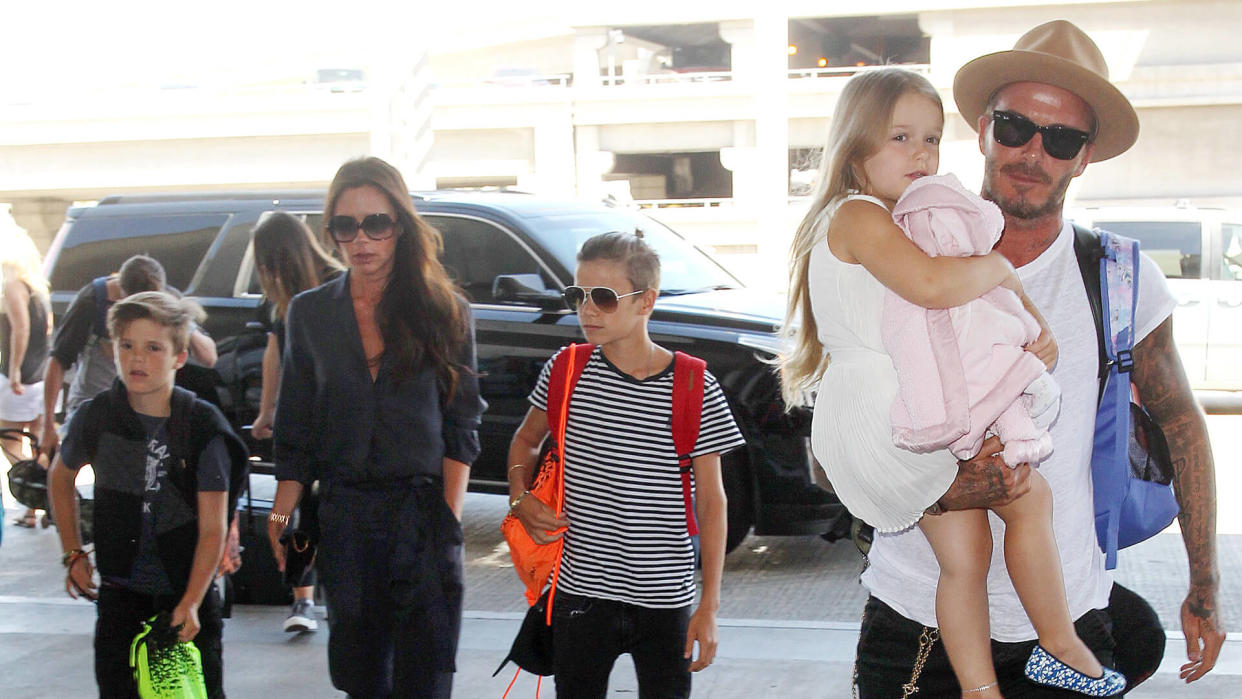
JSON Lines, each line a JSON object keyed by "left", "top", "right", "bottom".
{"left": 780, "top": 68, "right": 1123, "bottom": 697}
{"left": 250, "top": 212, "right": 343, "bottom": 634}
{"left": 267, "top": 157, "right": 483, "bottom": 698}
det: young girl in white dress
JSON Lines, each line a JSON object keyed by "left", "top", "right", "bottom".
{"left": 779, "top": 68, "right": 1124, "bottom": 697}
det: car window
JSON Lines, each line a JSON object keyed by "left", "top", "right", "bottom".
{"left": 1095, "top": 220, "right": 1202, "bottom": 280}
{"left": 49, "top": 213, "right": 228, "bottom": 293}
{"left": 532, "top": 210, "right": 740, "bottom": 294}
{"left": 426, "top": 215, "right": 555, "bottom": 304}
{"left": 1222, "top": 223, "right": 1242, "bottom": 281}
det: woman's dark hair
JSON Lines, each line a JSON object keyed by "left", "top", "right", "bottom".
{"left": 324, "top": 157, "right": 468, "bottom": 393}
{"left": 252, "top": 212, "right": 344, "bottom": 320}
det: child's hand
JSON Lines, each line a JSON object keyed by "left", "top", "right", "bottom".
{"left": 250, "top": 411, "right": 274, "bottom": 440}
{"left": 684, "top": 606, "right": 718, "bottom": 671}
{"left": 514, "top": 494, "right": 569, "bottom": 544}
{"left": 216, "top": 517, "right": 243, "bottom": 577}
{"left": 171, "top": 602, "right": 201, "bottom": 642}
{"left": 1026, "top": 316, "right": 1058, "bottom": 370}
{"left": 64, "top": 555, "right": 98, "bottom": 601}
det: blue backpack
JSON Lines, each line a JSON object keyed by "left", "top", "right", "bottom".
{"left": 1072, "top": 224, "right": 1180, "bottom": 570}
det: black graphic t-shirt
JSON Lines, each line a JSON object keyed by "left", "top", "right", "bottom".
{"left": 61, "top": 409, "right": 230, "bottom": 595}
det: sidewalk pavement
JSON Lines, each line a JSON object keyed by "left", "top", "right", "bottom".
{"left": 2, "top": 592, "right": 1240, "bottom": 698}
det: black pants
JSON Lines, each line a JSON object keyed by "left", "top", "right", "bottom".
{"left": 317, "top": 482, "right": 463, "bottom": 699}
{"left": 854, "top": 583, "right": 1165, "bottom": 698}
{"left": 552, "top": 591, "right": 692, "bottom": 699}
{"left": 95, "top": 584, "right": 225, "bottom": 699}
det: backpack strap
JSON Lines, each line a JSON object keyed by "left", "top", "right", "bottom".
{"left": 1075, "top": 222, "right": 1143, "bottom": 569}
{"left": 672, "top": 351, "right": 707, "bottom": 536}
{"left": 544, "top": 344, "right": 594, "bottom": 457}
{"left": 91, "top": 276, "right": 112, "bottom": 339}
{"left": 1072, "top": 224, "right": 1109, "bottom": 400}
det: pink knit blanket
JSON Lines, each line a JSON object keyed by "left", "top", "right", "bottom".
{"left": 883, "top": 174, "right": 1048, "bottom": 461}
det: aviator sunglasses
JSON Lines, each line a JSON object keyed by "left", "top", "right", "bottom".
{"left": 563, "top": 285, "right": 647, "bottom": 313}
{"left": 991, "top": 110, "right": 1092, "bottom": 161}
{"left": 326, "top": 213, "right": 397, "bottom": 242}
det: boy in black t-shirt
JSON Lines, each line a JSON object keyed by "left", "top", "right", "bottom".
{"left": 507, "top": 232, "right": 745, "bottom": 698}
{"left": 48, "top": 291, "right": 246, "bottom": 698}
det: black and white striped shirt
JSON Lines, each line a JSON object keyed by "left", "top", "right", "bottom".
{"left": 530, "top": 346, "right": 745, "bottom": 608}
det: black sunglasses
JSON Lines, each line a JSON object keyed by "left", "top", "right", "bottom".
{"left": 562, "top": 285, "right": 646, "bottom": 313}
{"left": 326, "top": 213, "right": 397, "bottom": 242}
{"left": 991, "top": 110, "right": 1092, "bottom": 161}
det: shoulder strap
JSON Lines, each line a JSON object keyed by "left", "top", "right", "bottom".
{"left": 544, "top": 344, "right": 594, "bottom": 442}
{"left": 91, "top": 276, "right": 111, "bottom": 338}
{"left": 672, "top": 351, "right": 707, "bottom": 536}
{"left": 1072, "top": 224, "right": 1109, "bottom": 400}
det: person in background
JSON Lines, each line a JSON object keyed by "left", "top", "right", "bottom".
{"left": 1, "top": 224, "right": 53, "bottom": 528}
{"left": 267, "top": 157, "right": 484, "bottom": 698}
{"left": 249, "top": 211, "right": 343, "bottom": 633}
{"left": 39, "top": 254, "right": 217, "bottom": 458}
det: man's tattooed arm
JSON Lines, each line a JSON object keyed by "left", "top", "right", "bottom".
{"left": 1132, "top": 316, "right": 1225, "bottom": 681}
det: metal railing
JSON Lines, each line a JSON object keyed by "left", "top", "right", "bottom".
{"left": 788, "top": 64, "right": 931, "bottom": 80}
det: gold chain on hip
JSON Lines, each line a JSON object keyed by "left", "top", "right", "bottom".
{"left": 901, "top": 626, "right": 940, "bottom": 698}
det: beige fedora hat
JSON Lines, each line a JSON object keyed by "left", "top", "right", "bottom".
{"left": 953, "top": 19, "right": 1139, "bottom": 162}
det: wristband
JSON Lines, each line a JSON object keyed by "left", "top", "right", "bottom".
{"left": 268, "top": 512, "right": 291, "bottom": 527}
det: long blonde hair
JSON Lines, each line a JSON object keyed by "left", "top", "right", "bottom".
{"left": 779, "top": 68, "right": 942, "bottom": 407}
{"left": 0, "top": 223, "right": 50, "bottom": 308}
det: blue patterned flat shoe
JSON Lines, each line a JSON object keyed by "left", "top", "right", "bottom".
{"left": 1024, "top": 645, "right": 1126, "bottom": 696}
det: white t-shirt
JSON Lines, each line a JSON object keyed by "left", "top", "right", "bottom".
{"left": 861, "top": 219, "right": 1177, "bottom": 641}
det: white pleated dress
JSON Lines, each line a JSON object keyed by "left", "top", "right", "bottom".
{"left": 808, "top": 195, "right": 958, "bottom": 532}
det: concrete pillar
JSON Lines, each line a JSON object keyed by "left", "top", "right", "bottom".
{"left": 525, "top": 112, "right": 577, "bottom": 198}
{"left": 722, "top": 13, "right": 789, "bottom": 274}
{"left": 572, "top": 29, "right": 609, "bottom": 89}
{"left": 371, "top": 50, "right": 436, "bottom": 189}
{"left": 6, "top": 197, "right": 72, "bottom": 254}
{"left": 573, "top": 125, "right": 616, "bottom": 202}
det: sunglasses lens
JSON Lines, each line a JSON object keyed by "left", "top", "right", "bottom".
{"left": 563, "top": 286, "right": 586, "bottom": 310}
{"left": 590, "top": 287, "right": 620, "bottom": 312}
{"left": 992, "top": 112, "right": 1035, "bottom": 149}
{"left": 327, "top": 216, "right": 360, "bottom": 241}
{"left": 1042, "top": 129, "right": 1089, "bottom": 160}
{"left": 360, "top": 214, "right": 395, "bottom": 239}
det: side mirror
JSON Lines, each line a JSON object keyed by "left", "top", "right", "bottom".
{"left": 492, "top": 274, "right": 564, "bottom": 310}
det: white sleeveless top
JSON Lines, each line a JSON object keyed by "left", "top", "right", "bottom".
{"left": 808, "top": 194, "right": 958, "bottom": 532}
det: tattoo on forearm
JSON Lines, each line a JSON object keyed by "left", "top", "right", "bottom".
{"left": 1133, "top": 319, "right": 1220, "bottom": 586}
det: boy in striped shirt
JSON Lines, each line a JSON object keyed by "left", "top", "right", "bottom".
{"left": 507, "top": 232, "right": 745, "bottom": 698}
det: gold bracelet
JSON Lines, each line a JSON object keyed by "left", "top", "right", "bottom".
{"left": 268, "top": 512, "right": 291, "bottom": 527}
{"left": 508, "top": 463, "right": 527, "bottom": 473}
{"left": 509, "top": 490, "right": 530, "bottom": 513}
{"left": 61, "top": 548, "right": 88, "bottom": 568}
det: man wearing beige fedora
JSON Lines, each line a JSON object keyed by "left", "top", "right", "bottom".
{"left": 854, "top": 20, "right": 1225, "bottom": 697}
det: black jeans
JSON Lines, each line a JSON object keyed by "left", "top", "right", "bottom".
{"left": 317, "top": 481, "right": 463, "bottom": 699}
{"left": 551, "top": 591, "right": 692, "bottom": 699}
{"left": 95, "top": 584, "right": 225, "bottom": 699}
{"left": 855, "top": 584, "right": 1165, "bottom": 698}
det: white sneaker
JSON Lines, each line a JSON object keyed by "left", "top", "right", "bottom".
{"left": 284, "top": 599, "right": 318, "bottom": 633}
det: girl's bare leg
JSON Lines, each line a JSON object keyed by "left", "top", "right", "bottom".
{"left": 992, "top": 470, "right": 1104, "bottom": 678}
{"left": 919, "top": 509, "right": 1003, "bottom": 698}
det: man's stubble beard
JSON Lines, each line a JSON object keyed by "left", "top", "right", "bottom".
{"left": 981, "top": 161, "right": 1076, "bottom": 221}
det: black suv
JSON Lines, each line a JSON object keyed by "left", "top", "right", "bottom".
{"left": 44, "top": 191, "right": 845, "bottom": 560}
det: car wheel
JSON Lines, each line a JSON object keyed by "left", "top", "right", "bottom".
{"left": 722, "top": 450, "right": 753, "bottom": 553}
